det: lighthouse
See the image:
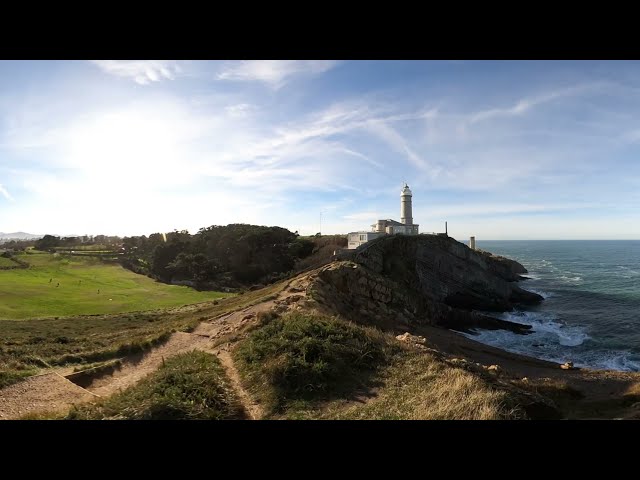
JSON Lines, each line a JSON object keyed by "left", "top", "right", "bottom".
{"left": 346, "top": 182, "right": 419, "bottom": 249}
{"left": 400, "top": 183, "right": 413, "bottom": 225}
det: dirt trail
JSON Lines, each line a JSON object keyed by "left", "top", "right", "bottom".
{"left": 0, "top": 373, "right": 98, "bottom": 419}
{"left": 216, "top": 350, "right": 263, "bottom": 420}
{"left": 0, "top": 274, "right": 314, "bottom": 420}
{"left": 86, "top": 332, "right": 213, "bottom": 397}
{"left": 193, "top": 279, "right": 311, "bottom": 420}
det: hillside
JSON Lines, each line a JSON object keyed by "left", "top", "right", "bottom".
{"left": 2, "top": 234, "right": 640, "bottom": 420}
{"left": 0, "top": 232, "right": 41, "bottom": 241}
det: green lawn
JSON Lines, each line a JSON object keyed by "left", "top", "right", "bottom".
{"left": 0, "top": 252, "right": 230, "bottom": 320}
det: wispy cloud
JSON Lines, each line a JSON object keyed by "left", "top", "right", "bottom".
{"left": 91, "top": 60, "right": 182, "bottom": 85}
{"left": 621, "top": 128, "right": 640, "bottom": 144}
{"left": 421, "top": 202, "right": 598, "bottom": 219}
{"left": 225, "top": 103, "right": 257, "bottom": 118}
{"left": 0, "top": 184, "right": 14, "bottom": 202}
{"left": 338, "top": 148, "right": 383, "bottom": 168}
{"left": 468, "top": 82, "right": 610, "bottom": 124}
{"left": 217, "top": 60, "right": 339, "bottom": 89}
{"left": 260, "top": 101, "right": 438, "bottom": 172}
{"left": 342, "top": 211, "right": 382, "bottom": 221}
{"left": 364, "top": 120, "right": 430, "bottom": 171}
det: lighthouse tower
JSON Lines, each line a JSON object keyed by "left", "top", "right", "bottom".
{"left": 347, "top": 182, "right": 419, "bottom": 249}
{"left": 400, "top": 183, "right": 413, "bottom": 225}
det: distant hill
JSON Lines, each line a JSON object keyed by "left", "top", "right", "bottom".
{"left": 0, "top": 232, "right": 42, "bottom": 241}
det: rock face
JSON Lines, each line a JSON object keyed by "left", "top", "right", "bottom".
{"left": 353, "top": 234, "right": 542, "bottom": 312}
{"left": 306, "top": 235, "right": 542, "bottom": 335}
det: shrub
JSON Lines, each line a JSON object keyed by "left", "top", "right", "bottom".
{"left": 234, "top": 312, "right": 397, "bottom": 413}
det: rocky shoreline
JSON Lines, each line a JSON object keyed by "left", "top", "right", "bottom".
{"left": 304, "top": 237, "right": 640, "bottom": 418}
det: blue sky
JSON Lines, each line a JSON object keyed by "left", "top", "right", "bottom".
{"left": 0, "top": 60, "right": 639, "bottom": 240}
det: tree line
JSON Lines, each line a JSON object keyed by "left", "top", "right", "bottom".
{"left": 25, "top": 225, "right": 347, "bottom": 291}
{"left": 120, "top": 224, "right": 331, "bottom": 290}
{"left": 34, "top": 234, "right": 123, "bottom": 251}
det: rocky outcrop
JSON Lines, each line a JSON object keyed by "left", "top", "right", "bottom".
{"left": 308, "top": 263, "right": 531, "bottom": 335}
{"left": 353, "top": 234, "right": 542, "bottom": 312}
{"left": 476, "top": 249, "right": 528, "bottom": 280}
{"left": 305, "top": 234, "right": 541, "bottom": 335}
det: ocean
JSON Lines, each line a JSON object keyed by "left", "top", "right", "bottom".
{"left": 461, "top": 240, "right": 640, "bottom": 372}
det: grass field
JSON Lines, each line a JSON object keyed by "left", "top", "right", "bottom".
{"left": 0, "top": 252, "right": 230, "bottom": 320}
{"left": 0, "top": 257, "right": 18, "bottom": 267}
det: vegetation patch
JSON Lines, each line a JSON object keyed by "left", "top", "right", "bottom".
{"left": 0, "top": 277, "right": 288, "bottom": 389}
{"left": 234, "top": 312, "right": 399, "bottom": 415}
{"left": 66, "top": 351, "right": 246, "bottom": 420}
{"left": 0, "top": 367, "right": 38, "bottom": 390}
{"left": 307, "top": 352, "right": 523, "bottom": 420}
{"left": 0, "top": 256, "right": 19, "bottom": 268}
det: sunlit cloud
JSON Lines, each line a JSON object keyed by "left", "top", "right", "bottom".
{"left": 91, "top": 60, "right": 182, "bottom": 85}
{"left": 217, "top": 60, "right": 340, "bottom": 88}
{"left": 0, "top": 184, "right": 13, "bottom": 202}
{"left": 225, "top": 103, "right": 257, "bottom": 118}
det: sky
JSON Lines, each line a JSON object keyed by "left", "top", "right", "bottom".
{"left": 0, "top": 60, "right": 639, "bottom": 240}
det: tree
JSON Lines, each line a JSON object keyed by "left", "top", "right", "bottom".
{"left": 35, "top": 235, "right": 61, "bottom": 252}
{"left": 121, "top": 223, "right": 306, "bottom": 289}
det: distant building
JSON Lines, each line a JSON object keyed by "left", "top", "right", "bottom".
{"left": 347, "top": 184, "right": 420, "bottom": 249}
{"left": 347, "top": 231, "right": 385, "bottom": 249}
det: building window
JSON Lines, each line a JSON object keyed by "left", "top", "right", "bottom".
{"left": 359, "top": 234, "right": 366, "bottom": 241}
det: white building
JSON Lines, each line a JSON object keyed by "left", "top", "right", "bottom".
{"left": 347, "top": 183, "right": 420, "bottom": 249}
{"left": 347, "top": 231, "right": 385, "bottom": 249}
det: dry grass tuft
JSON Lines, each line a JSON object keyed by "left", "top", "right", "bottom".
{"left": 314, "top": 352, "right": 521, "bottom": 420}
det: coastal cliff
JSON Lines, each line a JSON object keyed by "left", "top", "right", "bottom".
{"left": 308, "top": 234, "right": 542, "bottom": 335}
{"left": 353, "top": 234, "right": 541, "bottom": 310}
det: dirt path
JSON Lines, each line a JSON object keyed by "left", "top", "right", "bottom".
{"left": 86, "top": 332, "right": 213, "bottom": 397}
{"left": 0, "top": 273, "right": 313, "bottom": 420}
{"left": 193, "top": 280, "right": 310, "bottom": 420}
{"left": 216, "top": 350, "right": 263, "bottom": 420}
{"left": 0, "top": 373, "right": 98, "bottom": 419}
